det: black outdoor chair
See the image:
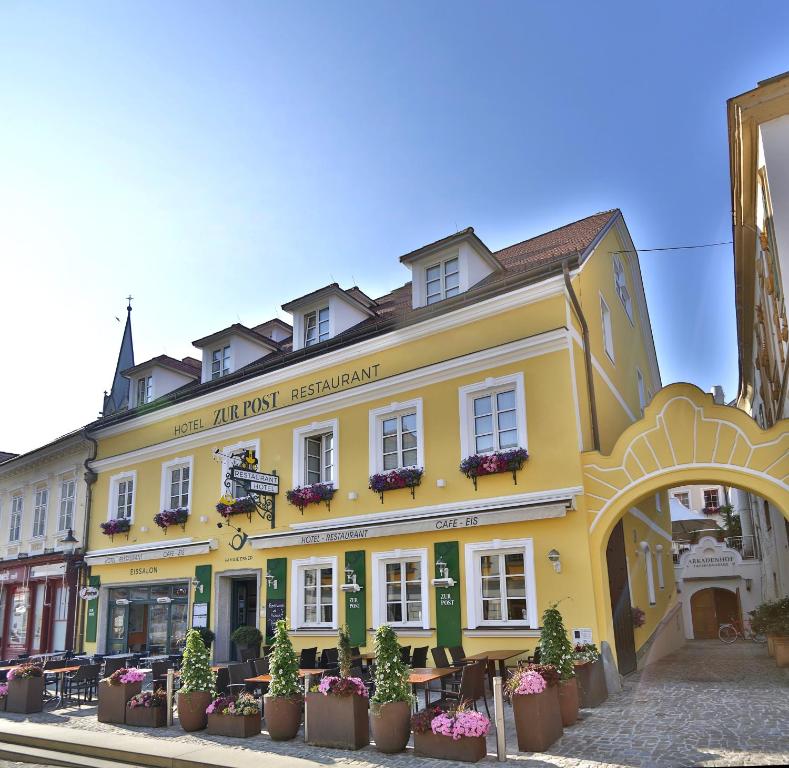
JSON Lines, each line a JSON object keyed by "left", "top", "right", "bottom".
{"left": 320, "top": 648, "right": 339, "bottom": 668}
{"left": 64, "top": 664, "right": 101, "bottom": 707}
{"left": 439, "top": 659, "right": 489, "bottom": 716}
{"left": 215, "top": 667, "right": 230, "bottom": 695}
{"left": 399, "top": 645, "right": 411, "bottom": 665}
{"left": 411, "top": 646, "right": 429, "bottom": 668}
{"left": 227, "top": 662, "right": 252, "bottom": 695}
{"left": 103, "top": 657, "right": 127, "bottom": 677}
{"left": 253, "top": 658, "right": 269, "bottom": 676}
{"left": 151, "top": 660, "right": 171, "bottom": 689}
{"left": 299, "top": 647, "right": 318, "bottom": 669}
{"left": 448, "top": 646, "right": 470, "bottom": 665}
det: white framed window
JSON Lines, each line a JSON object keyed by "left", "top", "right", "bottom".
{"left": 368, "top": 399, "right": 424, "bottom": 474}
{"left": 136, "top": 375, "right": 153, "bottom": 406}
{"left": 304, "top": 307, "right": 330, "bottom": 346}
{"left": 219, "top": 439, "right": 260, "bottom": 498}
{"left": 372, "top": 549, "right": 430, "bottom": 629}
{"left": 613, "top": 254, "right": 633, "bottom": 323}
{"left": 291, "top": 556, "right": 338, "bottom": 629}
{"left": 211, "top": 345, "right": 231, "bottom": 379}
{"left": 293, "top": 420, "right": 338, "bottom": 487}
{"left": 109, "top": 471, "right": 136, "bottom": 521}
{"left": 673, "top": 491, "right": 690, "bottom": 508}
{"left": 425, "top": 256, "right": 460, "bottom": 304}
{"left": 600, "top": 295, "right": 615, "bottom": 363}
{"left": 703, "top": 488, "right": 720, "bottom": 511}
{"left": 640, "top": 542, "right": 656, "bottom": 605}
{"left": 655, "top": 544, "right": 665, "bottom": 589}
{"left": 58, "top": 478, "right": 76, "bottom": 532}
{"left": 637, "top": 369, "right": 646, "bottom": 414}
{"left": 33, "top": 487, "right": 49, "bottom": 538}
{"left": 465, "top": 538, "right": 537, "bottom": 628}
{"left": 458, "top": 374, "right": 527, "bottom": 459}
{"left": 161, "top": 456, "right": 193, "bottom": 511}
{"left": 9, "top": 495, "right": 23, "bottom": 543}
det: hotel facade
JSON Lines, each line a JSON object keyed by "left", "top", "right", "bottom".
{"left": 81, "top": 209, "right": 680, "bottom": 673}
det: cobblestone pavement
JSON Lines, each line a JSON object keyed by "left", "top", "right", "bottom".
{"left": 1, "top": 641, "right": 786, "bottom": 767}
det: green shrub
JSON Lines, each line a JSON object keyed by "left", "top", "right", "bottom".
{"left": 268, "top": 620, "right": 300, "bottom": 698}
{"left": 370, "top": 625, "right": 412, "bottom": 712}
{"left": 539, "top": 603, "right": 575, "bottom": 680}
{"left": 231, "top": 625, "right": 263, "bottom": 648}
{"left": 180, "top": 628, "right": 215, "bottom": 695}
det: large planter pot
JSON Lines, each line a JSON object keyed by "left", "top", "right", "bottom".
{"left": 413, "top": 731, "right": 487, "bottom": 762}
{"left": 126, "top": 704, "right": 167, "bottom": 728}
{"left": 7, "top": 677, "right": 45, "bottom": 714}
{"left": 305, "top": 691, "right": 369, "bottom": 750}
{"left": 177, "top": 691, "right": 212, "bottom": 732}
{"left": 575, "top": 660, "right": 607, "bottom": 709}
{"left": 773, "top": 637, "right": 789, "bottom": 669}
{"left": 207, "top": 712, "right": 262, "bottom": 738}
{"left": 0, "top": 696, "right": 6, "bottom": 712}
{"left": 511, "top": 685, "right": 563, "bottom": 752}
{"left": 97, "top": 680, "right": 142, "bottom": 724}
{"left": 264, "top": 694, "right": 303, "bottom": 741}
{"left": 767, "top": 634, "right": 775, "bottom": 657}
{"left": 558, "top": 678, "right": 579, "bottom": 726}
{"left": 370, "top": 701, "right": 411, "bottom": 753}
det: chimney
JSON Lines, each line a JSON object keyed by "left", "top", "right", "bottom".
{"left": 710, "top": 385, "right": 725, "bottom": 404}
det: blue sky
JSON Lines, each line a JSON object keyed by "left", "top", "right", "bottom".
{"left": 1, "top": 1, "right": 788, "bottom": 453}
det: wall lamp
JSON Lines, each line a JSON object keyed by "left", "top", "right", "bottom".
{"left": 61, "top": 529, "right": 79, "bottom": 556}
{"left": 547, "top": 549, "right": 562, "bottom": 573}
{"left": 431, "top": 557, "right": 455, "bottom": 588}
{"left": 745, "top": 578, "right": 753, "bottom": 592}
{"left": 341, "top": 566, "right": 362, "bottom": 592}
{"left": 266, "top": 572, "right": 278, "bottom": 591}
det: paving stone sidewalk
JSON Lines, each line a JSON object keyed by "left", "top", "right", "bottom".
{"left": 1, "top": 640, "right": 787, "bottom": 767}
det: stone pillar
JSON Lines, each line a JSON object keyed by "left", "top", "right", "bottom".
{"left": 733, "top": 488, "right": 755, "bottom": 557}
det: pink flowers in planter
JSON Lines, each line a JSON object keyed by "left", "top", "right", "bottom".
{"left": 368, "top": 467, "right": 423, "bottom": 501}
{"left": 153, "top": 508, "right": 189, "bottom": 532}
{"left": 216, "top": 496, "right": 257, "bottom": 519}
{"left": 6, "top": 664, "right": 43, "bottom": 680}
{"left": 430, "top": 708, "right": 491, "bottom": 740}
{"left": 286, "top": 483, "right": 336, "bottom": 512}
{"left": 460, "top": 448, "right": 528, "bottom": 487}
{"left": 128, "top": 689, "right": 166, "bottom": 708}
{"left": 100, "top": 518, "right": 131, "bottom": 538}
{"left": 106, "top": 667, "right": 145, "bottom": 685}
{"left": 0, "top": 683, "right": 8, "bottom": 697}
{"left": 318, "top": 676, "right": 368, "bottom": 698}
{"left": 509, "top": 669, "right": 547, "bottom": 696}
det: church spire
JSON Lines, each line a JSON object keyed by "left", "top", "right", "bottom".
{"left": 102, "top": 297, "right": 135, "bottom": 416}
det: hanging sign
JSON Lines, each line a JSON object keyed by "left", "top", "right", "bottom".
{"left": 79, "top": 586, "right": 99, "bottom": 601}
{"left": 230, "top": 467, "right": 280, "bottom": 495}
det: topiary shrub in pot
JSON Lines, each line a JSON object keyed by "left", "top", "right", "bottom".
{"left": 177, "top": 628, "right": 215, "bottom": 731}
{"left": 370, "top": 624, "right": 413, "bottom": 753}
{"left": 98, "top": 667, "right": 144, "bottom": 724}
{"left": 198, "top": 627, "right": 216, "bottom": 651}
{"left": 263, "top": 619, "right": 303, "bottom": 740}
{"left": 506, "top": 664, "right": 562, "bottom": 751}
{"left": 231, "top": 625, "right": 262, "bottom": 660}
{"left": 572, "top": 643, "right": 607, "bottom": 708}
{"left": 305, "top": 625, "right": 369, "bottom": 749}
{"left": 539, "top": 603, "right": 578, "bottom": 727}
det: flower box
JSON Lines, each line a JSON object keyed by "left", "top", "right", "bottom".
{"left": 305, "top": 691, "right": 369, "bottom": 750}
{"left": 206, "top": 712, "right": 262, "bottom": 737}
{"left": 6, "top": 677, "right": 45, "bottom": 714}
{"left": 100, "top": 518, "right": 131, "bottom": 540}
{"left": 153, "top": 508, "right": 189, "bottom": 533}
{"left": 369, "top": 467, "right": 423, "bottom": 503}
{"left": 286, "top": 483, "right": 336, "bottom": 513}
{"left": 216, "top": 495, "right": 257, "bottom": 520}
{"left": 460, "top": 448, "right": 528, "bottom": 490}
{"left": 413, "top": 731, "right": 487, "bottom": 762}
{"left": 574, "top": 659, "right": 607, "bottom": 708}
{"left": 126, "top": 703, "right": 167, "bottom": 727}
{"left": 98, "top": 680, "right": 142, "bottom": 724}
{"left": 511, "top": 686, "right": 563, "bottom": 752}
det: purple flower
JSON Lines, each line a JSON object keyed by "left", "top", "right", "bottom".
{"left": 369, "top": 467, "right": 423, "bottom": 493}
{"left": 286, "top": 483, "right": 336, "bottom": 509}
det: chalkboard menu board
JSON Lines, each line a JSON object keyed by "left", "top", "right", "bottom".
{"left": 265, "top": 599, "right": 286, "bottom": 639}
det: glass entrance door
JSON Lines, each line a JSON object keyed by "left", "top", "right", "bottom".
{"left": 108, "top": 602, "right": 129, "bottom": 654}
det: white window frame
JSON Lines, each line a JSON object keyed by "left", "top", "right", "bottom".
{"left": 613, "top": 254, "right": 634, "bottom": 324}
{"left": 368, "top": 398, "right": 424, "bottom": 475}
{"left": 219, "top": 439, "right": 261, "bottom": 498}
{"left": 640, "top": 542, "right": 656, "bottom": 606}
{"left": 673, "top": 491, "right": 690, "bottom": 508}
{"left": 465, "top": 537, "right": 537, "bottom": 628}
{"left": 58, "top": 477, "right": 77, "bottom": 532}
{"left": 371, "top": 548, "right": 430, "bottom": 630}
{"left": 292, "top": 419, "right": 339, "bottom": 488}
{"left": 703, "top": 488, "right": 720, "bottom": 511}
{"left": 32, "top": 487, "right": 49, "bottom": 539}
{"left": 211, "top": 345, "right": 232, "bottom": 380}
{"left": 425, "top": 255, "right": 460, "bottom": 305}
{"left": 291, "top": 556, "right": 338, "bottom": 630}
{"left": 136, "top": 375, "right": 153, "bottom": 406}
{"left": 160, "top": 456, "right": 194, "bottom": 512}
{"left": 303, "top": 306, "right": 330, "bottom": 347}
{"left": 9, "top": 495, "right": 23, "bottom": 543}
{"left": 109, "top": 470, "right": 137, "bottom": 522}
{"left": 458, "top": 373, "right": 527, "bottom": 460}
{"left": 600, "top": 294, "right": 615, "bottom": 363}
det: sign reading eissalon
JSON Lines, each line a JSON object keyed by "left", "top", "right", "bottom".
{"left": 172, "top": 363, "right": 382, "bottom": 438}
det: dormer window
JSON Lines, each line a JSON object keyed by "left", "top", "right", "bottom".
{"left": 426, "top": 257, "right": 460, "bottom": 305}
{"left": 136, "top": 376, "right": 152, "bottom": 406}
{"left": 211, "top": 345, "right": 231, "bottom": 379}
{"left": 304, "top": 307, "right": 330, "bottom": 347}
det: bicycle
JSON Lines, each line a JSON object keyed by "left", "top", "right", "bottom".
{"left": 718, "top": 616, "right": 767, "bottom": 644}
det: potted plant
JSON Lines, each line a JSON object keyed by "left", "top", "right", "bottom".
{"left": 770, "top": 614, "right": 789, "bottom": 668}
{"left": 5, "top": 664, "right": 44, "bottom": 714}
{"left": 368, "top": 467, "right": 423, "bottom": 502}
{"left": 572, "top": 643, "right": 607, "bottom": 708}
{"left": 216, "top": 495, "right": 257, "bottom": 519}
{"left": 305, "top": 625, "right": 369, "bottom": 749}
{"left": 99, "top": 517, "right": 131, "bottom": 540}
{"left": 231, "top": 625, "right": 262, "bottom": 660}
{"left": 264, "top": 619, "right": 303, "bottom": 741}
{"left": 506, "top": 664, "right": 562, "bottom": 751}
{"left": 177, "top": 628, "right": 215, "bottom": 731}
{"left": 459, "top": 447, "right": 528, "bottom": 489}
{"left": 197, "top": 627, "right": 215, "bottom": 650}
{"left": 126, "top": 689, "right": 168, "bottom": 728}
{"left": 370, "top": 624, "right": 413, "bottom": 753}
{"left": 0, "top": 682, "right": 7, "bottom": 712}
{"left": 751, "top": 598, "right": 789, "bottom": 657}
{"left": 153, "top": 507, "right": 189, "bottom": 533}
{"left": 98, "top": 667, "right": 144, "bottom": 724}
{"left": 411, "top": 704, "right": 490, "bottom": 762}
{"left": 286, "top": 482, "right": 336, "bottom": 513}
{"left": 539, "top": 603, "right": 578, "bottom": 727}
{"left": 206, "top": 692, "right": 262, "bottom": 737}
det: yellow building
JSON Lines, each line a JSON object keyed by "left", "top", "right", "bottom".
{"left": 83, "top": 209, "right": 676, "bottom": 674}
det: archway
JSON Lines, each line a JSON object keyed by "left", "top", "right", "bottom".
{"left": 580, "top": 383, "right": 788, "bottom": 668}
{"left": 689, "top": 587, "right": 739, "bottom": 639}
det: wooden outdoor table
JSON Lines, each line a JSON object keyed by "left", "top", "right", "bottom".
{"left": 43, "top": 665, "right": 82, "bottom": 708}
{"left": 408, "top": 667, "right": 460, "bottom": 710}
{"left": 462, "top": 649, "right": 526, "bottom": 689}
{"left": 244, "top": 668, "right": 327, "bottom": 684}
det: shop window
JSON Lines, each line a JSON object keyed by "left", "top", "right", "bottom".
{"left": 31, "top": 583, "right": 46, "bottom": 651}
{"left": 426, "top": 256, "right": 460, "bottom": 304}
{"left": 371, "top": 549, "right": 429, "bottom": 629}
{"left": 10, "top": 588, "right": 29, "bottom": 646}
{"left": 601, "top": 295, "right": 615, "bottom": 362}
{"left": 211, "top": 345, "right": 231, "bottom": 379}
{"left": 33, "top": 488, "right": 48, "bottom": 538}
{"left": 110, "top": 472, "right": 136, "bottom": 521}
{"left": 458, "top": 374, "right": 527, "bottom": 459}
{"left": 369, "top": 400, "right": 424, "bottom": 474}
{"left": 304, "top": 307, "right": 330, "bottom": 346}
{"left": 464, "top": 538, "right": 537, "bottom": 628}
{"left": 613, "top": 254, "right": 633, "bottom": 323}
{"left": 58, "top": 479, "right": 76, "bottom": 532}
{"left": 292, "top": 557, "right": 337, "bottom": 629}
{"left": 9, "top": 495, "right": 22, "bottom": 543}
{"left": 293, "top": 420, "right": 338, "bottom": 487}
